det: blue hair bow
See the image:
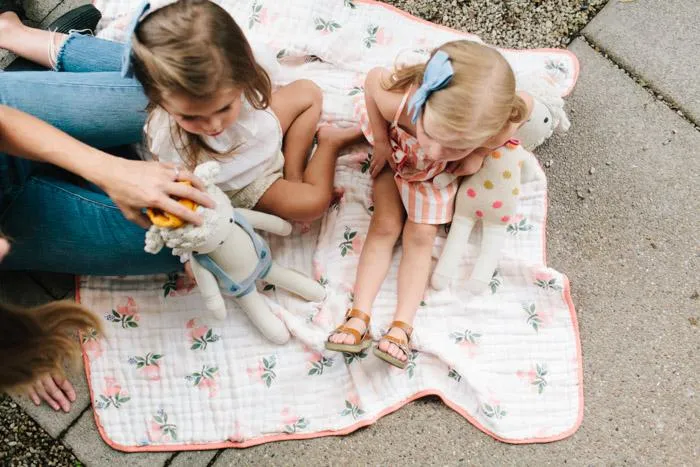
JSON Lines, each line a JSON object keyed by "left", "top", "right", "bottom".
{"left": 407, "top": 50, "right": 454, "bottom": 124}
{"left": 120, "top": 0, "right": 153, "bottom": 78}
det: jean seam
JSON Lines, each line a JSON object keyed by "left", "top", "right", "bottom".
{"left": 31, "top": 176, "right": 121, "bottom": 210}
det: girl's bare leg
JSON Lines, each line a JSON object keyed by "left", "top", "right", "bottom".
{"left": 376, "top": 221, "right": 439, "bottom": 362}
{"left": 328, "top": 168, "right": 405, "bottom": 345}
{"left": 270, "top": 79, "right": 323, "bottom": 182}
{"left": 254, "top": 125, "right": 363, "bottom": 222}
{"left": 0, "top": 12, "right": 65, "bottom": 68}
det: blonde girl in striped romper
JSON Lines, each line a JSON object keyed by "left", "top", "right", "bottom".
{"left": 326, "top": 40, "right": 533, "bottom": 369}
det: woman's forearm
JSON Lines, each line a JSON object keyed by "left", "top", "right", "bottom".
{"left": 0, "top": 104, "right": 115, "bottom": 186}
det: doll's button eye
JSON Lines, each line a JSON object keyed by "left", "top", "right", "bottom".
{"left": 229, "top": 218, "right": 234, "bottom": 223}
{"left": 219, "top": 241, "right": 224, "bottom": 245}
{"left": 544, "top": 117, "right": 549, "bottom": 123}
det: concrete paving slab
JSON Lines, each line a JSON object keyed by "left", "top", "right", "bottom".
{"left": 23, "top": 0, "right": 61, "bottom": 23}
{"left": 38, "top": 0, "right": 89, "bottom": 27}
{"left": 167, "top": 449, "right": 218, "bottom": 467}
{"left": 214, "top": 38, "right": 699, "bottom": 466}
{"left": 63, "top": 408, "right": 171, "bottom": 466}
{"left": 29, "top": 272, "right": 75, "bottom": 300}
{"left": 584, "top": 0, "right": 700, "bottom": 123}
{"left": 10, "top": 363, "right": 90, "bottom": 438}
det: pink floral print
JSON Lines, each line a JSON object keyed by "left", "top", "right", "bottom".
{"left": 506, "top": 215, "right": 534, "bottom": 235}
{"left": 280, "top": 408, "right": 309, "bottom": 434}
{"left": 95, "top": 377, "right": 130, "bottom": 409}
{"left": 339, "top": 227, "right": 362, "bottom": 256}
{"left": 128, "top": 352, "right": 163, "bottom": 381}
{"left": 105, "top": 297, "right": 140, "bottom": 328}
{"left": 163, "top": 272, "right": 196, "bottom": 297}
{"left": 305, "top": 346, "right": 335, "bottom": 376}
{"left": 516, "top": 363, "right": 548, "bottom": 394}
{"left": 186, "top": 318, "right": 220, "bottom": 351}
{"left": 81, "top": 328, "right": 103, "bottom": 359}
{"left": 340, "top": 392, "right": 365, "bottom": 419}
{"left": 185, "top": 365, "right": 219, "bottom": 398}
{"left": 314, "top": 17, "right": 342, "bottom": 34}
{"left": 147, "top": 409, "right": 177, "bottom": 442}
{"left": 247, "top": 355, "right": 277, "bottom": 388}
{"left": 534, "top": 271, "right": 563, "bottom": 292}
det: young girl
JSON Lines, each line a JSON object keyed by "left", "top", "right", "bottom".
{"left": 326, "top": 40, "right": 532, "bottom": 369}
{"left": 127, "top": 0, "right": 361, "bottom": 223}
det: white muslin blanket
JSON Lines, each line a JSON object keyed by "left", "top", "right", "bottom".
{"left": 79, "top": 0, "right": 582, "bottom": 451}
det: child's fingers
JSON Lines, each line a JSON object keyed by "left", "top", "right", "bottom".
{"left": 34, "top": 382, "right": 60, "bottom": 411}
{"left": 41, "top": 375, "right": 71, "bottom": 412}
{"left": 54, "top": 373, "right": 76, "bottom": 403}
{"left": 26, "top": 386, "right": 41, "bottom": 406}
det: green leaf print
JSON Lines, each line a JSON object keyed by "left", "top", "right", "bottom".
{"left": 482, "top": 403, "right": 507, "bottom": 419}
{"left": 308, "top": 356, "right": 334, "bottom": 376}
{"left": 489, "top": 269, "right": 503, "bottom": 294}
{"left": 343, "top": 348, "right": 368, "bottom": 365}
{"left": 344, "top": 0, "right": 356, "bottom": 8}
{"left": 523, "top": 303, "right": 542, "bottom": 332}
{"left": 448, "top": 368, "right": 462, "bottom": 382}
{"left": 340, "top": 400, "right": 366, "bottom": 419}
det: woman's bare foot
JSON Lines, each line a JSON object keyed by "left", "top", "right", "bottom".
{"left": 328, "top": 316, "right": 368, "bottom": 345}
{"left": 316, "top": 124, "right": 364, "bottom": 151}
{"left": 377, "top": 326, "right": 410, "bottom": 362}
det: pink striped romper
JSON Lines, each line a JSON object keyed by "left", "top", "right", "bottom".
{"left": 354, "top": 88, "right": 459, "bottom": 225}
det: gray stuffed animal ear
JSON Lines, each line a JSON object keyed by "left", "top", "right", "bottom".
{"left": 515, "top": 73, "right": 571, "bottom": 151}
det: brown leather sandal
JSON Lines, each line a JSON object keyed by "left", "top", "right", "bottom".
{"left": 325, "top": 308, "right": 372, "bottom": 353}
{"left": 373, "top": 321, "right": 413, "bottom": 369}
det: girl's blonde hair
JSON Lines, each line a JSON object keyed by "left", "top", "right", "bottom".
{"left": 130, "top": 0, "right": 272, "bottom": 167}
{"left": 385, "top": 40, "right": 527, "bottom": 146}
{"left": 0, "top": 301, "right": 102, "bottom": 391}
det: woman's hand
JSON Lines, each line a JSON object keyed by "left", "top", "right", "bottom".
{"left": 94, "top": 158, "right": 215, "bottom": 228}
{"left": 370, "top": 140, "right": 392, "bottom": 178}
{"left": 0, "top": 237, "right": 9, "bottom": 262}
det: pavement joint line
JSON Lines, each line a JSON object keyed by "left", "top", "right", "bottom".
{"left": 27, "top": 272, "right": 68, "bottom": 300}
{"left": 206, "top": 449, "right": 225, "bottom": 466}
{"left": 36, "top": 0, "right": 65, "bottom": 25}
{"left": 163, "top": 451, "right": 180, "bottom": 466}
{"left": 56, "top": 404, "right": 90, "bottom": 442}
{"left": 580, "top": 34, "right": 700, "bottom": 131}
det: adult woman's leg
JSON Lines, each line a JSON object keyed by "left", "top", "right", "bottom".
{"left": 0, "top": 20, "right": 148, "bottom": 148}
{"left": 0, "top": 160, "right": 180, "bottom": 275}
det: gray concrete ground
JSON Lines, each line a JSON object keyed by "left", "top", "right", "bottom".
{"left": 1, "top": 0, "right": 699, "bottom": 465}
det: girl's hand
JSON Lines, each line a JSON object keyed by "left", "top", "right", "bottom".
{"left": 25, "top": 372, "right": 76, "bottom": 413}
{"left": 95, "top": 158, "right": 215, "bottom": 229}
{"left": 370, "top": 140, "right": 392, "bottom": 178}
{"left": 447, "top": 148, "right": 490, "bottom": 177}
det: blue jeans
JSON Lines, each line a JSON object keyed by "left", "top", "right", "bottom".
{"left": 0, "top": 34, "right": 180, "bottom": 274}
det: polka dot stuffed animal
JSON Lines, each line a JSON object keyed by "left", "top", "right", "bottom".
{"left": 431, "top": 141, "right": 544, "bottom": 294}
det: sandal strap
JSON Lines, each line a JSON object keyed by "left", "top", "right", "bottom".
{"left": 347, "top": 308, "right": 371, "bottom": 326}
{"left": 333, "top": 325, "right": 362, "bottom": 344}
{"left": 327, "top": 309, "right": 371, "bottom": 345}
{"left": 380, "top": 334, "right": 411, "bottom": 358}
{"left": 389, "top": 320, "right": 413, "bottom": 337}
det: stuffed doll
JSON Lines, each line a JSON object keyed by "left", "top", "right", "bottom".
{"left": 144, "top": 161, "right": 326, "bottom": 344}
{"left": 431, "top": 75, "right": 569, "bottom": 293}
